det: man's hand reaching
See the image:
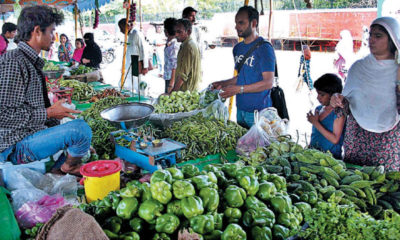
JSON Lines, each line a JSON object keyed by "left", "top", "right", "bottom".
{"left": 46, "top": 99, "right": 81, "bottom": 120}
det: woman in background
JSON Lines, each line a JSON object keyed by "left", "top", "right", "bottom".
{"left": 58, "top": 33, "right": 73, "bottom": 62}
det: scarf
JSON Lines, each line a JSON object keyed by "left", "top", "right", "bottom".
{"left": 343, "top": 54, "right": 399, "bottom": 133}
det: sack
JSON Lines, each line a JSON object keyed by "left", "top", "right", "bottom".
{"left": 271, "top": 86, "right": 289, "bottom": 120}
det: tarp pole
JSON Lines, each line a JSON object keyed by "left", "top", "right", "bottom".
{"left": 268, "top": 0, "right": 272, "bottom": 41}
{"left": 139, "top": 0, "right": 142, "bottom": 31}
{"left": 74, "top": 4, "right": 78, "bottom": 39}
{"left": 120, "top": 1, "right": 131, "bottom": 90}
{"left": 228, "top": 0, "right": 249, "bottom": 120}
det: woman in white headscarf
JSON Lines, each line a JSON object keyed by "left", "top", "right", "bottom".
{"left": 331, "top": 17, "right": 400, "bottom": 170}
{"left": 334, "top": 30, "right": 356, "bottom": 79}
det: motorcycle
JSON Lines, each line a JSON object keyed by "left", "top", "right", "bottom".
{"left": 102, "top": 48, "right": 115, "bottom": 64}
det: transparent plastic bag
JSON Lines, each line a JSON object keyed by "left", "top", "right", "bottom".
{"left": 6, "top": 168, "right": 44, "bottom": 191}
{"left": 258, "top": 107, "right": 288, "bottom": 138}
{"left": 236, "top": 111, "right": 271, "bottom": 156}
{"left": 199, "top": 87, "right": 223, "bottom": 108}
{"left": 202, "top": 99, "right": 229, "bottom": 123}
{"left": 50, "top": 174, "right": 77, "bottom": 199}
{"left": 150, "top": 109, "right": 204, "bottom": 128}
{"left": 11, "top": 188, "right": 47, "bottom": 212}
{"left": 15, "top": 194, "right": 67, "bottom": 228}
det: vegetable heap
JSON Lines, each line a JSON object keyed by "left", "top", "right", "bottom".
{"left": 241, "top": 138, "right": 400, "bottom": 220}
{"left": 161, "top": 114, "right": 247, "bottom": 162}
{"left": 154, "top": 91, "right": 200, "bottom": 114}
{"left": 79, "top": 164, "right": 306, "bottom": 240}
{"left": 43, "top": 61, "right": 60, "bottom": 71}
{"left": 70, "top": 65, "right": 94, "bottom": 75}
{"left": 82, "top": 96, "right": 128, "bottom": 158}
{"left": 59, "top": 79, "right": 96, "bottom": 101}
{"left": 90, "top": 88, "right": 129, "bottom": 102}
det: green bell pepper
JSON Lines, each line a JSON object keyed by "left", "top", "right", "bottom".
{"left": 204, "top": 230, "right": 223, "bottom": 240}
{"left": 203, "top": 165, "right": 219, "bottom": 173}
{"left": 150, "top": 169, "right": 173, "bottom": 184}
{"left": 129, "top": 217, "right": 143, "bottom": 232}
{"left": 105, "top": 216, "right": 122, "bottom": 234}
{"left": 172, "top": 180, "right": 195, "bottom": 199}
{"left": 182, "top": 164, "right": 200, "bottom": 178}
{"left": 207, "top": 172, "right": 218, "bottom": 184}
{"left": 151, "top": 180, "right": 172, "bottom": 204}
{"left": 138, "top": 199, "right": 164, "bottom": 224}
{"left": 222, "top": 163, "right": 239, "bottom": 178}
{"left": 224, "top": 185, "right": 247, "bottom": 208}
{"left": 152, "top": 233, "right": 171, "bottom": 240}
{"left": 277, "top": 212, "right": 299, "bottom": 229}
{"left": 245, "top": 196, "right": 267, "bottom": 210}
{"left": 292, "top": 205, "right": 303, "bottom": 225}
{"left": 109, "top": 191, "right": 121, "bottom": 210}
{"left": 236, "top": 166, "right": 256, "bottom": 179}
{"left": 191, "top": 175, "right": 213, "bottom": 190}
{"left": 213, "top": 170, "right": 228, "bottom": 187}
{"left": 265, "top": 174, "right": 287, "bottom": 191}
{"left": 294, "top": 202, "right": 311, "bottom": 216}
{"left": 116, "top": 197, "right": 139, "bottom": 219}
{"left": 141, "top": 182, "right": 152, "bottom": 202}
{"left": 212, "top": 212, "right": 223, "bottom": 230}
{"left": 155, "top": 213, "right": 180, "bottom": 234}
{"left": 190, "top": 214, "right": 215, "bottom": 234}
{"left": 120, "top": 231, "right": 140, "bottom": 240}
{"left": 120, "top": 185, "right": 141, "bottom": 198}
{"left": 167, "top": 199, "right": 184, "bottom": 217}
{"left": 257, "top": 181, "right": 277, "bottom": 201}
{"left": 270, "top": 193, "right": 292, "bottom": 214}
{"left": 272, "top": 224, "right": 290, "bottom": 240}
{"left": 181, "top": 196, "right": 204, "bottom": 219}
{"left": 166, "top": 167, "right": 184, "bottom": 180}
{"left": 199, "top": 187, "right": 219, "bottom": 212}
{"left": 242, "top": 207, "right": 275, "bottom": 228}
{"left": 224, "top": 207, "right": 242, "bottom": 223}
{"left": 251, "top": 226, "right": 272, "bottom": 240}
{"left": 238, "top": 175, "right": 259, "bottom": 196}
{"left": 221, "top": 223, "right": 247, "bottom": 240}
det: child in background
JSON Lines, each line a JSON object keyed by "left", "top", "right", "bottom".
{"left": 72, "top": 38, "right": 85, "bottom": 66}
{"left": 307, "top": 73, "right": 345, "bottom": 159}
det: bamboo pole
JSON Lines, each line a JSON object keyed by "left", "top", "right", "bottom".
{"left": 120, "top": 2, "right": 131, "bottom": 90}
{"left": 74, "top": 5, "right": 78, "bottom": 39}
{"left": 268, "top": 0, "right": 273, "bottom": 41}
{"left": 139, "top": 0, "right": 142, "bottom": 31}
{"left": 228, "top": 0, "right": 249, "bottom": 120}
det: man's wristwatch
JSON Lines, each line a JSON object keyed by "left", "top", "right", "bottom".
{"left": 240, "top": 86, "right": 244, "bottom": 94}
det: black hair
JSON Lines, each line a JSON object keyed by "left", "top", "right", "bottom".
{"left": 164, "top": 18, "right": 177, "bottom": 36}
{"left": 237, "top": 5, "right": 259, "bottom": 27}
{"left": 16, "top": 5, "right": 63, "bottom": 42}
{"left": 60, "top": 33, "right": 68, "bottom": 42}
{"left": 370, "top": 24, "right": 397, "bottom": 54}
{"left": 75, "top": 38, "right": 85, "bottom": 47}
{"left": 176, "top": 19, "right": 192, "bottom": 33}
{"left": 182, "top": 6, "right": 197, "bottom": 18}
{"left": 2, "top": 22, "right": 17, "bottom": 35}
{"left": 314, "top": 73, "right": 343, "bottom": 95}
{"left": 118, "top": 18, "right": 128, "bottom": 34}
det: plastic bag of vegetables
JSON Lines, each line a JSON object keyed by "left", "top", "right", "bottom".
{"left": 202, "top": 99, "right": 228, "bottom": 123}
{"left": 236, "top": 111, "right": 271, "bottom": 156}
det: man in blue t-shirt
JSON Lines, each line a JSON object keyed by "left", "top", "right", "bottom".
{"left": 212, "top": 6, "right": 275, "bottom": 129}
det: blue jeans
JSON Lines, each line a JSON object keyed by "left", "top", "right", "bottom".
{"left": 0, "top": 119, "right": 92, "bottom": 164}
{"left": 237, "top": 109, "right": 255, "bottom": 129}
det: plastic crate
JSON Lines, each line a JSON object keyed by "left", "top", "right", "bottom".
{"left": 72, "top": 100, "right": 93, "bottom": 111}
{"left": 176, "top": 150, "right": 238, "bottom": 171}
{"left": 88, "top": 81, "right": 103, "bottom": 87}
{"left": 0, "top": 158, "right": 50, "bottom": 188}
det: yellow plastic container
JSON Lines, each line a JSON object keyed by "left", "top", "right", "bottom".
{"left": 80, "top": 160, "right": 122, "bottom": 203}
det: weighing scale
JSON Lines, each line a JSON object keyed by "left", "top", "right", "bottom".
{"left": 101, "top": 103, "right": 186, "bottom": 173}
{"left": 44, "top": 69, "right": 74, "bottom": 104}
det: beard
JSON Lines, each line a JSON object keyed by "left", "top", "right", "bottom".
{"left": 238, "top": 25, "right": 252, "bottom": 38}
